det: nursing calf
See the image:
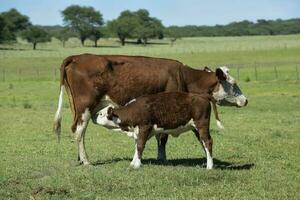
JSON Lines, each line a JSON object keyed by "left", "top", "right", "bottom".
{"left": 96, "top": 92, "right": 215, "bottom": 169}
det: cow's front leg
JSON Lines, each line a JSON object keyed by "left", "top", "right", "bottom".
{"left": 73, "top": 108, "right": 91, "bottom": 165}
{"left": 156, "top": 133, "right": 168, "bottom": 162}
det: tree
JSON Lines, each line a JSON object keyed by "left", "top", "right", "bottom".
{"left": 134, "top": 9, "right": 164, "bottom": 45}
{"left": 0, "top": 9, "right": 31, "bottom": 42}
{"left": 0, "top": 9, "right": 31, "bottom": 41}
{"left": 54, "top": 28, "right": 74, "bottom": 47}
{"left": 62, "top": 5, "right": 103, "bottom": 46}
{"left": 108, "top": 9, "right": 164, "bottom": 46}
{"left": 89, "top": 28, "right": 104, "bottom": 47}
{"left": 0, "top": 16, "right": 8, "bottom": 42}
{"left": 107, "top": 10, "right": 139, "bottom": 46}
{"left": 21, "top": 26, "right": 51, "bottom": 50}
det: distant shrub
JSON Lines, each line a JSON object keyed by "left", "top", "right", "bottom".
{"left": 245, "top": 76, "right": 251, "bottom": 82}
{"left": 10, "top": 96, "right": 17, "bottom": 108}
{"left": 23, "top": 101, "right": 32, "bottom": 109}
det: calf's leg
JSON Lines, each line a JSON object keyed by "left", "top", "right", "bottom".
{"left": 131, "top": 125, "right": 152, "bottom": 168}
{"left": 156, "top": 134, "right": 168, "bottom": 162}
{"left": 130, "top": 142, "right": 138, "bottom": 167}
{"left": 194, "top": 127, "right": 213, "bottom": 169}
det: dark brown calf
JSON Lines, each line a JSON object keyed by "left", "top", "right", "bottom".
{"left": 105, "top": 92, "right": 214, "bottom": 169}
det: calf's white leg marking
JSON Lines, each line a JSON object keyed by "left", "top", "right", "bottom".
{"left": 75, "top": 108, "right": 91, "bottom": 165}
{"left": 202, "top": 141, "right": 213, "bottom": 169}
{"left": 130, "top": 143, "right": 138, "bottom": 167}
{"left": 130, "top": 141, "right": 142, "bottom": 168}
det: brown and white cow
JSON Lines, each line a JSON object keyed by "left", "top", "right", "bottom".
{"left": 93, "top": 92, "right": 236, "bottom": 169}
{"left": 53, "top": 54, "right": 247, "bottom": 165}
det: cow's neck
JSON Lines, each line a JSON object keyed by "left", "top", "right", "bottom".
{"left": 181, "top": 66, "right": 218, "bottom": 95}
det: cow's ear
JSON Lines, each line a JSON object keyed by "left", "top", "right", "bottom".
{"left": 107, "top": 107, "right": 114, "bottom": 120}
{"left": 216, "top": 68, "right": 227, "bottom": 81}
{"left": 204, "top": 66, "right": 212, "bottom": 72}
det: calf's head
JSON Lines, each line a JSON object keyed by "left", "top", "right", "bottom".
{"left": 92, "top": 106, "right": 121, "bottom": 128}
{"left": 213, "top": 66, "right": 248, "bottom": 107}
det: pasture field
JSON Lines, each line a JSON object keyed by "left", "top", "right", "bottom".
{"left": 0, "top": 35, "right": 300, "bottom": 199}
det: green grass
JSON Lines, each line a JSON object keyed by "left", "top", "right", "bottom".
{"left": 1, "top": 35, "right": 300, "bottom": 81}
{"left": 0, "top": 35, "right": 300, "bottom": 199}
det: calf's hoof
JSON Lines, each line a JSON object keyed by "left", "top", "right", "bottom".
{"left": 78, "top": 160, "right": 91, "bottom": 166}
{"left": 206, "top": 162, "right": 213, "bottom": 170}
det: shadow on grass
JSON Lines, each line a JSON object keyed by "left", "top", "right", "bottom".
{"left": 125, "top": 41, "right": 170, "bottom": 45}
{"left": 92, "top": 158, "right": 131, "bottom": 166}
{"left": 85, "top": 45, "right": 121, "bottom": 48}
{"left": 92, "top": 157, "right": 254, "bottom": 170}
{"left": 0, "top": 47, "right": 26, "bottom": 51}
{"left": 0, "top": 47, "right": 55, "bottom": 51}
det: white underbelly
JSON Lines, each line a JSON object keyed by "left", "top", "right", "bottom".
{"left": 152, "top": 120, "right": 195, "bottom": 137}
{"left": 98, "top": 117, "right": 196, "bottom": 140}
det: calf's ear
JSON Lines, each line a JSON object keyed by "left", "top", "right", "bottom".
{"left": 216, "top": 68, "right": 227, "bottom": 81}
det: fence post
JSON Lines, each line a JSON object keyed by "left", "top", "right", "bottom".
{"left": 2, "top": 69, "right": 5, "bottom": 82}
{"left": 296, "top": 66, "right": 299, "bottom": 80}
{"left": 54, "top": 68, "right": 57, "bottom": 81}
{"left": 274, "top": 66, "right": 278, "bottom": 80}
{"left": 254, "top": 65, "right": 258, "bottom": 81}
{"left": 36, "top": 69, "right": 39, "bottom": 80}
{"left": 19, "top": 69, "right": 21, "bottom": 81}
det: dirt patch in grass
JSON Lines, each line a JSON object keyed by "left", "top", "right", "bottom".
{"left": 31, "top": 186, "right": 69, "bottom": 196}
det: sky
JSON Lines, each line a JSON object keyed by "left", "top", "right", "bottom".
{"left": 0, "top": 0, "right": 299, "bottom": 26}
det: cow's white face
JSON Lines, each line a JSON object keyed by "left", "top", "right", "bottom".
{"left": 213, "top": 66, "right": 248, "bottom": 107}
{"left": 93, "top": 106, "right": 120, "bottom": 129}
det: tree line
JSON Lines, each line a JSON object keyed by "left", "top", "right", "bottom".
{"left": 165, "top": 19, "right": 300, "bottom": 38}
{"left": 1, "top": 5, "right": 300, "bottom": 50}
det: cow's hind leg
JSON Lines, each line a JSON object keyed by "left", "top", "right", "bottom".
{"left": 72, "top": 108, "right": 91, "bottom": 165}
{"left": 193, "top": 127, "right": 213, "bottom": 169}
{"left": 156, "top": 133, "right": 168, "bottom": 162}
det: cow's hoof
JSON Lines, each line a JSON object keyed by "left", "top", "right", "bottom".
{"left": 131, "top": 159, "right": 142, "bottom": 169}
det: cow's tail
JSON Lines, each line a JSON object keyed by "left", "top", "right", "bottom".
{"left": 53, "top": 57, "right": 73, "bottom": 143}
{"left": 211, "top": 101, "right": 224, "bottom": 129}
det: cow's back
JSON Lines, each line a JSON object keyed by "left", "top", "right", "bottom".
{"left": 101, "top": 55, "right": 185, "bottom": 105}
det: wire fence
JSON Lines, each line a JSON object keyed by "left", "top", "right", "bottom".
{"left": 0, "top": 65, "right": 299, "bottom": 82}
